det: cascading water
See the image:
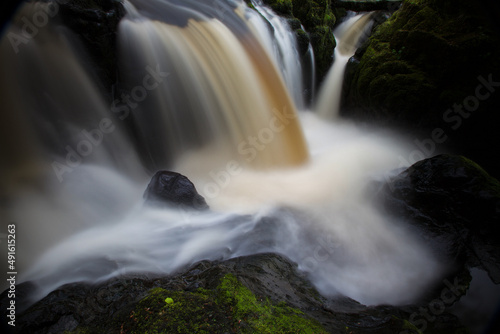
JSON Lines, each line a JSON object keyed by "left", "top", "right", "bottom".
{"left": 1, "top": 0, "right": 442, "bottom": 308}
{"left": 116, "top": 0, "right": 308, "bottom": 171}
{"left": 316, "top": 12, "right": 374, "bottom": 118}
{"left": 248, "top": 0, "right": 311, "bottom": 109}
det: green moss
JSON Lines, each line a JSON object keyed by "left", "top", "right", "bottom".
{"left": 262, "top": 0, "right": 293, "bottom": 16}
{"left": 458, "top": 156, "right": 500, "bottom": 196}
{"left": 344, "top": 0, "right": 500, "bottom": 138}
{"left": 119, "top": 274, "right": 327, "bottom": 333}
{"left": 253, "top": 0, "right": 336, "bottom": 83}
{"left": 290, "top": 0, "right": 336, "bottom": 82}
{"left": 120, "top": 287, "right": 235, "bottom": 333}
{"left": 401, "top": 319, "right": 423, "bottom": 333}
{"left": 218, "top": 274, "right": 328, "bottom": 333}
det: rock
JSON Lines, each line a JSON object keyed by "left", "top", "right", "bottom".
{"left": 143, "top": 171, "right": 209, "bottom": 210}
{"left": 58, "top": 0, "right": 126, "bottom": 97}
{"left": 259, "top": 0, "right": 337, "bottom": 85}
{"left": 292, "top": 0, "right": 336, "bottom": 84}
{"left": 343, "top": 0, "right": 500, "bottom": 178}
{"left": 334, "top": 0, "right": 402, "bottom": 12}
{"left": 0, "top": 253, "right": 466, "bottom": 333}
{"left": 377, "top": 154, "right": 500, "bottom": 283}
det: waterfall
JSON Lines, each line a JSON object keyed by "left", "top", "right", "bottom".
{"left": 316, "top": 13, "right": 374, "bottom": 118}
{"left": 1, "top": 0, "right": 442, "bottom": 307}
{"left": 248, "top": 0, "right": 310, "bottom": 109}
{"left": 115, "top": 0, "right": 309, "bottom": 170}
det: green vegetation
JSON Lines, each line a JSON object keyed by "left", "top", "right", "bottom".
{"left": 291, "top": 0, "right": 336, "bottom": 82}
{"left": 456, "top": 156, "right": 500, "bottom": 197}
{"left": 260, "top": 0, "right": 337, "bottom": 83}
{"left": 264, "top": 0, "right": 294, "bottom": 16}
{"left": 345, "top": 0, "right": 500, "bottom": 130}
{"left": 117, "top": 274, "right": 327, "bottom": 333}
{"left": 217, "top": 274, "right": 328, "bottom": 333}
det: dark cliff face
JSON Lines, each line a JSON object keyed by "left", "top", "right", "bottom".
{"left": 342, "top": 0, "right": 500, "bottom": 178}
{"left": 57, "top": 0, "right": 126, "bottom": 96}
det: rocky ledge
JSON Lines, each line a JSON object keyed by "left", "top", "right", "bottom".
{"left": 0, "top": 252, "right": 468, "bottom": 334}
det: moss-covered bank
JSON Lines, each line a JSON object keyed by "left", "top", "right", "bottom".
{"left": 343, "top": 0, "right": 500, "bottom": 177}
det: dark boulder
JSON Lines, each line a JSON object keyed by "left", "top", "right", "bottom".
{"left": 143, "top": 171, "right": 209, "bottom": 210}
{"left": 377, "top": 154, "right": 500, "bottom": 283}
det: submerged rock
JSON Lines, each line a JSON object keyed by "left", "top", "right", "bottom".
{"left": 143, "top": 171, "right": 209, "bottom": 210}
{"left": 378, "top": 154, "right": 500, "bottom": 283}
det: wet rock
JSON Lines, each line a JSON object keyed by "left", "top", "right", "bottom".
{"left": 58, "top": 0, "right": 126, "bottom": 95}
{"left": 343, "top": 0, "right": 500, "bottom": 177}
{"left": 335, "top": 0, "right": 402, "bottom": 12}
{"left": 1, "top": 253, "right": 466, "bottom": 333}
{"left": 143, "top": 171, "right": 209, "bottom": 210}
{"left": 377, "top": 154, "right": 500, "bottom": 283}
{"left": 259, "top": 0, "right": 337, "bottom": 84}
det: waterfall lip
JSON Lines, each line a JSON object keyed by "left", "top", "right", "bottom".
{"left": 123, "top": 0, "right": 251, "bottom": 36}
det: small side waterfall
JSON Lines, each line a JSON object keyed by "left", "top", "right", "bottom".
{"left": 316, "top": 13, "right": 374, "bottom": 118}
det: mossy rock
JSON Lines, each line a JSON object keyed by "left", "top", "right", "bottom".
{"left": 290, "top": 0, "right": 336, "bottom": 83}
{"left": 252, "top": 0, "right": 336, "bottom": 84}
{"left": 309, "top": 24, "right": 336, "bottom": 81}
{"left": 295, "top": 28, "right": 311, "bottom": 56}
{"left": 119, "top": 287, "right": 236, "bottom": 333}
{"left": 380, "top": 154, "right": 500, "bottom": 283}
{"left": 119, "top": 274, "right": 328, "bottom": 333}
{"left": 343, "top": 0, "right": 500, "bottom": 176}
{"left": 262, "top": 0, "right": 294, "bottom": 16}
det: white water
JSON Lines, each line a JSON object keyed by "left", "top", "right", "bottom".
{"left": 1, "top": 0, "right": 442, "bottom": 307}
{"left": 317, "top": 13, "right": 374, "bottom": 118}
{"left": 249, "top": 0, "right": 309, "bottom": 108}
